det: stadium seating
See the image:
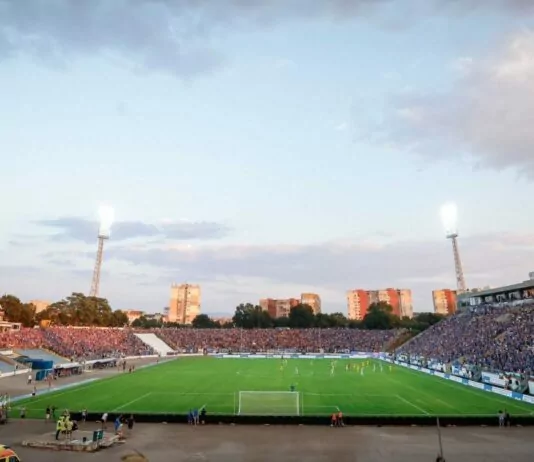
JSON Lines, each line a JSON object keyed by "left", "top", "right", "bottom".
{"left": 0, "top": 327, "right": 153, "bottom": 361}
{"left": 0, "top": 327, "right": 403, "bottom": 361}
{"left": 397, "top": 303, "right": 534, "bottom": 372}
{"left": 154, "top": 328, "right": 404, "bottom": 353}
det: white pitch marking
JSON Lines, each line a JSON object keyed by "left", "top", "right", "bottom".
{"left": 113, "top": 392, "right": 152, "bottom": 412}
{"left": 396, "top": 394, "right": 430, "bottom": 415}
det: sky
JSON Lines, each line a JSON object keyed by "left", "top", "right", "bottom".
{"left": 1, "top": 0, "right": 534, "bottom": 316}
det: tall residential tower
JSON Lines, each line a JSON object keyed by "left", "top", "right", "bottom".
{"left": 432, "top": 289, "right": 457, "bottom": 315}
{"left": 169, "top": 284, "right": 201, "bottom": 324}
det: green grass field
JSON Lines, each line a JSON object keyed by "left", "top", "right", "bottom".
{"left": 14, "top": 358, "right": 534, "bottom": 418}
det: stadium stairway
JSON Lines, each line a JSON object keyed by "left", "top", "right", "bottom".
{"left": 134, "top": 333, "right": 174, "bottom": 356}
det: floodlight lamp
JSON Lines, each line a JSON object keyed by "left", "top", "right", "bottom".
{"left": 440, "top": 202, "right": 458, "bottom": 237}
{"left": 98, "top": 205, "right": 115, "bottom": 238}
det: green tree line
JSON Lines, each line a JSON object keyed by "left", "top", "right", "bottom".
{"left": 0, "top": 293, "right": 444, "bottom": 333}
{"left": 0, "top": 292, "right": 128, "bottom": 327}
{"left": 132, "top": 301, "right": 444, "bottom": 333}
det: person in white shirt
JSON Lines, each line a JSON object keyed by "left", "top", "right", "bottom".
{"left": 101, "top": 412, "right": 108, "bottom": 430}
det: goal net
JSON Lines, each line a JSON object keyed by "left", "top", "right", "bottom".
{"left": 237, "top": 391, "right": 300, "bottom": 416}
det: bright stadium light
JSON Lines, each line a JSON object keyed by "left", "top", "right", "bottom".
{"left": 440, "top": 202, "right": 466, "bottom": 293}
{"left": 440, "top": 202, "right": 458, "bottom": 238}
{"left": 90, "top": 204, "right": 114, "bottom": 297}
{"left": 98, "top": 205, "right": 115, "bottom": 238}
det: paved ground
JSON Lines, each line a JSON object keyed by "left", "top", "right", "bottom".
{"left": 1, "top": 357, "right": 160, "bottom": 400}
{"left": 0, "top": 420, "right": 532, "bottom": 461}
{"left": 1, "top": 359, "right": 532, "bottom": 461}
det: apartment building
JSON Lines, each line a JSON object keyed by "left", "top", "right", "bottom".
{"left": 346, "top": 288, "right": 413, "bottom": 320}
{"left": 28, "top": 300, "right": 51, "bottom": 314}
{"left": 432, "top": 289, "right": 457, "bottom": 315}
{"left": 259, "top": 297, "right": 301, "bottom": 318}
{"left": 300, "top": 293, "right": 322, "bottom": 314}
{"left": 124, "top": 310, "right": 144, "bottom": 324}
{"left": 169, "top": 283, "right": 201, "bottom": 324}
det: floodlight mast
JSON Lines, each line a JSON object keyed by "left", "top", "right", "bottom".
{"left": 89, "top": 206, "right": 114, "bottom": 298}
{"left": 441, "top": 203, "right": 467, "bottom": 293}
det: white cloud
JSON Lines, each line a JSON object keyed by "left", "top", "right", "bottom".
{"left": 366, "top": 31, "right": 534, "bottom": 176}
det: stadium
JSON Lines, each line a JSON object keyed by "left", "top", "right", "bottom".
{"left": 2, "top": 306, "right": 533, "bottom": 427}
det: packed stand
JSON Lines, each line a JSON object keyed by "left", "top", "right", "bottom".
{"left": 397, "top": 303, "right": 534, "bottom": 373}
{"left": 0, "top": 327, "right": 153, "bottom": 361}
{"left": 154, "top": 328, "right": 404, "bottom": 353}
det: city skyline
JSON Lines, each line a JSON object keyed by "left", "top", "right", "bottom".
{"left": 2, "top": 1, "right": 534, "bottom": 314}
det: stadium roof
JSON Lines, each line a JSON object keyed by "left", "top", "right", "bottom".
{"left": 459, "top": 279, "right": 534, "bottom": 299}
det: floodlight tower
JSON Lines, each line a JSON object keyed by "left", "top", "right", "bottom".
{"left": 440, "top": 203, "right": 466, "bottom": 293}
{"left": 89, "top": 205, "right": 114, "bottom": 298}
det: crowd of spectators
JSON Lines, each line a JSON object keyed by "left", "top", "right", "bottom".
{"left": 397, "top": 303, "right": 534, "bottom": 373}
{"left": 0, "top": 327, "right": 153, "bottom": 361}
{"left": 0, "top": 327, "right": 403, "bottom": 359}
{"left": 155, "top": 328, "right": 404, "bottom": 353}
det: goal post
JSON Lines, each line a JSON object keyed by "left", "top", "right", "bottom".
{"left": 238, "top": 391, "right": 300, "bottom": 416}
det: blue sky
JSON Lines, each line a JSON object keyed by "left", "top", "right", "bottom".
{"left": 1, "top": 0, "right": 534, "bottom": 315}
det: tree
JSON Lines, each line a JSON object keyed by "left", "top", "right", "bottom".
{"left": 232, "top": 303, "right": 273, "bottom": 328}
{"left": 36, "top": 292, "right": 127, "bottom": 327}
{"left": 191, "top": 314, "right": 220, "bottom": 329}
{"left": 401, "top": 312, "right": 445, "bottom": 333}
{"left": 328, "top": 312, "right": 349, "bottom": 328}
{"left": 132, "top": 316, "right": 163, "bottom": 329}
{"left": 361, "top": 302, "right": 399, "bottom": 330}
{"left": 111, "top": 310, "right": 129, "bottom": 327}
{"left": 348, "top": 319, "right": 362, "bottom": 329}
{"left": 273, "top": 316, "right": 290, "bottom": 328}
{"left": 288, "top": 304, "right": 315, "bottom": 328}
{"left": 0, "top": 295, "right": 36, "bottom": 327}
{"left": 314, "top": 313, "right": 332, "bottom": 328}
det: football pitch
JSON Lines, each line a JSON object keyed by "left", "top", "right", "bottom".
{"left": 14, "top": 358, "right": 534, "bottom": 418}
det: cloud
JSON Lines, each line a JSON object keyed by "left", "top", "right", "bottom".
{"left": 103, "top": 231, "right": 534, "bottom": 311}
{"left": 34, "top": 217, "right": 230, "bottom": 243}
{"left": 5, "top": 230, "right": 534, "bottom": 312}
{"left": 1, "top": 1, "right": 532, "bottom": 78}
{"left": 364, "top": 31, "right": 534, "bottom": 176}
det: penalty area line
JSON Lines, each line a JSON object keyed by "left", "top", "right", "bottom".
{"left": 112, "top": 392, "right": 152, "bottom": 412}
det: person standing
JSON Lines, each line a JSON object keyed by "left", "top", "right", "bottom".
{"left": 101, "top": 412, "right": 108, "bottom": 430}
{"left": 127, "top": 415, "right": 134, "bottom": 432}
{"left": 55, "top": 417, "right": 64, "bottom": 440}
{"left": 504, "top": 409, "right": 511, "bottom": 428}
